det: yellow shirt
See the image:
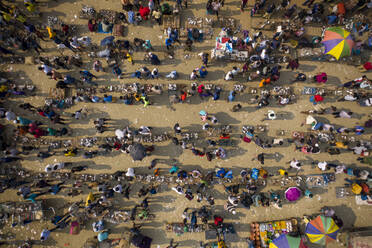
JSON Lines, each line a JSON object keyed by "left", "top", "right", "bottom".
{"left": 335, "top": 142, "right": 348, "bottom": 149}
{"left": 152, "top": 11, "right": 161, "bottom": 19}
{"left": 46, "top": 27, "right": 56, "bottom": 39}
{"left": 279, "top": 169, "right": 287, "bottom": 176}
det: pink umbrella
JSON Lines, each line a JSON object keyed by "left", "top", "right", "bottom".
{"left": 285, "top": 187, "right": 301, "bottom": 202}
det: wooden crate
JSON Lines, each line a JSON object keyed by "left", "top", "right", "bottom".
{"left": 162, "top": 14, "right": 181, "bottom": 30}
{"left": 49, "top": 88, "right": 65, "bottom": 99}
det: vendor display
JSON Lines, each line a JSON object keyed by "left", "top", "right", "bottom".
{"left": 305, "top": 173, "right": 335, "bottom": 188}
{"left": 250, "top": 219, "right": 298, "bottom": 248}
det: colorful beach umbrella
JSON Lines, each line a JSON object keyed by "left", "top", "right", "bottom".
{"left": 305, "top": 215, "right": 340, "bottom": 245}
{"left": 285, "top": 187, "right": 301, "bottom": 202}
{"left": 322, "top": 27, "right": 354, "bottom": 60}
{"left": 269, "top": 234, "right": 307, "bottom": 248}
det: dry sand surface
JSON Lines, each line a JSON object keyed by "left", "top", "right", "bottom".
{"left": 0, "top": 0, "right": 372, "bottom": 247}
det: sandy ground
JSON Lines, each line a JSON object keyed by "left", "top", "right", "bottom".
{"left": 0, "top": 0, "right": 372, "bottom": 247}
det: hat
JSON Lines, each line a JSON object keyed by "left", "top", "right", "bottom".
{"left": 199, "top": 110, "right": 207, "bottom": 116}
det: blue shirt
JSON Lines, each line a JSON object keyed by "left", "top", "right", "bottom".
{"left": 103, "top": 95, "right": 112, "bottom": 103}
{"left": 228, "top": 91, "right": 235, "bottom": 102}
{"left": 165, "top": 38, "right": 173, "bottom": 46}
{"left": 92, "top": 96, "right": 100, "bottom": 103}
{"left": 112, "top": 66, "right": 121, "bottom": 76}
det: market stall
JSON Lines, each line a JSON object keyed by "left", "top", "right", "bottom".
{"left": 212, "top": 35, "right": 249, "bottom": 61}
{"left": 165, "top": 222, "right": 205, "bottom": 235}
{"left": 305, "top": 173, "right": 335, "bottom": 188}
{"left": 180, "top": 17, "right": 214, "bottom": 40}
{"left": 250, "top": 219, "right": 299, "bottom": 247}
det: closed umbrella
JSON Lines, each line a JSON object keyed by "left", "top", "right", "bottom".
{"left": 70, "top": 221, "right": 80, "bottom": 235}
{"left": 130, "top": 143, "right": 146, "bottom": 161}
{"left": 269, "top": 234, "right": 307, "bottom": 248}
{"left": 322, "top": 27, "right": 354, "bottom": 60}
{"left": 100, "top": 36, "right": 115, "bottom": 46}
{"left": 285, "top": 187, "right": 301, "bottom": 202}
{"left": 305, "top": 215, "right": 340, "bottom": 245}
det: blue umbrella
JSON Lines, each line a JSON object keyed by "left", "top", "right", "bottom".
{"left": 100, "top": 36, "right": 115, "bottom": 46}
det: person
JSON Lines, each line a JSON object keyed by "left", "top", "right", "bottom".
{"left": 143, "top": 40, "right": 153, "bottom": 51}
{"left": 40, "top": 229, "right": 51, "bottom": 242}
{"left": 201, "top": 53, "right": 208, "bottom": 67}
{"left": 294, "top": 73, "right": 306, "bottom": 82}
{"left": 166, "top": 70, "right": 178, "bottom": 79}
{"left": 304, "top": 189, "right": 313, "bottom": 198}
{"left": 314, "top": 72, "right": 327, "bottom": 83}
{"left": 139, "top": 5, "right": 150, "bottom": 20}
{"left": 185, "top": 38, "right": 193, "bottom": 51}
{"left": 152, "top": 8, "right": 162, "bottom": 25}
{"left": 278, "top": 169, "right": 288, "bottom": 177}
{"left": 199, "top": 66, "right": 208, "bottom": 78}
{"left": 149, "top": 52, "right": 160, "bottom": 65}
{"left": 289, "top": 158, "right": 301, "bottom": 171}
{"left": 358, "top": 61, "right": 372, "bottom": 72}
{"left": 241, "top": 0, "right": 248, "bottom": 11}
{"left": 112, "top": 64, "right": 122, "bottom": 79}
{"left": 262, "top": 3, "right": 275, "bottom": 19}
{"left": 224, "top": 71, "right": 233, "bottom": 81}
{"left": 93, "top": 60, "right": 104, "bottom": 72}
{"left": 165, "top": 37, "right": 173, "bottom": 50}
{"left": 212, "top": 0, "right": 221, "bottom": 17}
{"left": 332, "top": 110, "right": 352, "bottom": 118}
{"left": 88, "top": 19, "right": 97, "bottom": 32}
{"left": 228, "top": 91, "right": 236, "bottom": 102}
{"left": 166, "top": 238, "right": 179, "bottom": 248}
{"left": 232, "top": 104, "right": 242, "bottom": 112}
{"left": 190, "top": 69, "right": 198, "bottom": 80}
{"left": 287, "top": 58, "right": 299, "bottom": 70}
{"left": 38, "top": 64, "right": 53, "bottom": 76}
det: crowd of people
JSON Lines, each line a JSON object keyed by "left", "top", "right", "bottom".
{"left": 0, "top": 0, "right": 372, "bottom": 247}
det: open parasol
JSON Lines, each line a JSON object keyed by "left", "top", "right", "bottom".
{"left": 305, "top": 215, "right": 340, "bottom": 245}
{"left": 269, "top": 234, "right": 307, "bottom": 248}
{"left": 285, "top": 187, "right": 301, "bottom": 202}
{"left": 322, "top": 27, "right": 354, "bottom": 60}
{"left": 130, "top": 143, "right": 146, "bottom": 161}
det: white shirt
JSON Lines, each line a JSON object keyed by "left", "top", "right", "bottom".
{"left": 190, "top": 71, "right": 197, "bottom": 80}
{"left": 225, "top": 71, "right": 233, "bottom": 80}
{"left": 151, "top": 68, "right": 158, "bottom": 77}
{"left": 339, "top": 111, "right": 351, "bottom": 118}
{"left": 5, "top": 111, "right": 16, "bottom": 121}
{"left": 41, "top": 65, "right": 52, "bottom": 74}
{"left": 78, "top": 36, "right": 91, "bottom": 46}
{"left": 290, "top": 160, "right": 301, "bottom": 170}
{"left": 364, "top": 98, "right": 372, "bottom": 106}
{"left": 323, "top": 124, "right": 334, "bottom": 131}
{"left": 126, "top": 168, "right": 135, "bottom": 177}
{"left": 113, "top": 184, "right": 123, "bottom": 193}
{"left": 231, "top": 68, "right": 240, "bottom": 76}
{"left": 344, "top": 95, "right": 357, "bottom": 101}
{"left": 318, "top": 161, "right": 327, "bottom": 171}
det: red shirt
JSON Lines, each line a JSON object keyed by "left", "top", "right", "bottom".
{"left": 363, "top": 62, "right": 372, "bottom": 70}
{"left": 180, "top": 92, "right": 187, "bottom": 101}
{"left": 139, "top": 6, "right": 150, "bottom": 19}
{"left": 314, "top": 95, "right": 324, "bottom": 102}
